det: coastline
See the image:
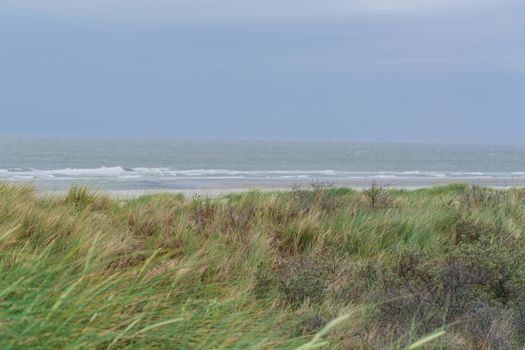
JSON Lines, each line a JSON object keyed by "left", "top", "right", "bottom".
{"left": 32, "top": 176, "right": 525, "bottom": 199}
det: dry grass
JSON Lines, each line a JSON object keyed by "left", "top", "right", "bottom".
{"left": 0, "top": 182, "right": 524, "bottom": 349}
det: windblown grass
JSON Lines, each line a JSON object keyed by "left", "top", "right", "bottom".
{"left": 0, "top": 183, "right": 524, "bottom": 349}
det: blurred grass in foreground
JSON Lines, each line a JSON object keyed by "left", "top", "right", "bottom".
{"left": 0, "top": 183, "right": 524, "bottom": 349}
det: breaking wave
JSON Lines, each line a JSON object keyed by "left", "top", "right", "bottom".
{"left": 1, "top": 167, "right": 525, "bottom": 181}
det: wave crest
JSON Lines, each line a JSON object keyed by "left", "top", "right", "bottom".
{"left": 1, "top": 167, "right": 525, "bottom": 181}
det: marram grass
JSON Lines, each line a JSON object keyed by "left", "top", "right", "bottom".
{"left": 0, "top": 183, "right": 524, "bottom": 349}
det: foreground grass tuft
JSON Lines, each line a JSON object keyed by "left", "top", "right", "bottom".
{"left": 0, "top": 183, "right": 524, "bottom": 349}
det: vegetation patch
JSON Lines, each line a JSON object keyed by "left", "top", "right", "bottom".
{"left": 0, "top": 183, "right": 524, "bottom": 348}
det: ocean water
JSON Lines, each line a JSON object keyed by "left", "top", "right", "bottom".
{"left": 1, "top": 136, "right": 525, "bottom": 191}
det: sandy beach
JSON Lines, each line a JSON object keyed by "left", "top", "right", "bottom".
{"left": 34, "top": 176, "right": 525, "bottom": 199}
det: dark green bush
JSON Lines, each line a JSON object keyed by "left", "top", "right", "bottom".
{"left": 275, "top": 253, "right": 340, "bottom": 308}
{"left": 365, "top": 242, "right": 525, "bottom": 348}
{"left": 278, "top": 258, "right": 330, "bottom": 307}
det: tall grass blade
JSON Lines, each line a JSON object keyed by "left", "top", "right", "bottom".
{"left": 0, "top": 225, "right": 19, "bottom": 242}
{"left": 296, "top": 313, "right": 351, "bottom": 350}
{"left": 405, "top": 330, "right": 446, "bottom": 349}
{"left": 135, "top": 318, "right": 184, "bottom": 335}
{"left": 107, "top": 319, "right": 140, "bottom": 349}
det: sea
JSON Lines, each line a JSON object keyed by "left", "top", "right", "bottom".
{"left": 1, "top": 136, "right": 525, "bottom": 192}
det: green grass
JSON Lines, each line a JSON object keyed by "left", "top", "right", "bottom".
{"left": 0, "top": 183, "right": 524, "bottom": 349}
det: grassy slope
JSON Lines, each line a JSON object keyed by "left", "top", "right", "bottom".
{"left": 0, "top": 183, "right": 524, "bottom": 349}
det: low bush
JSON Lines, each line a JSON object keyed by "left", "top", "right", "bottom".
{"left": 363, "top": 241, "right": 525, "bottom": 348}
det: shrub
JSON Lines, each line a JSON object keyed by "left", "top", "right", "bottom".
{"left": 277, "top": 257, "right": 330, "bottom": 307}
{"left": 291, "top": 181, "right": 346, "bottom": 214}
{"left": 365, "top": 242, "right": 525, "bottom": 348}
{"left": 296, "top": 311, "right": 329, "bottom": 336}
{"left": 275, "top": 252, "right": 343, "bottom": 308}
{"left": 459, "top": 183, "right": 505, "bottom": 208}
{"left": 363, "top": 181, "right": 394, "bottom": 211}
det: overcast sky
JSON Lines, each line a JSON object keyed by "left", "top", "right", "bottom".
{"left": 1, "top": 0, "right": 524, "bottom": 142}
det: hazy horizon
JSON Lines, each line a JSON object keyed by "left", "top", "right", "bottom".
{"left": 2, "top": 134, "right": 525, "bottom": 146}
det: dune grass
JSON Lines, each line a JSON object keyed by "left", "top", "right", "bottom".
{"left": 0, "top": 183, "right": 524, "bottom": 349}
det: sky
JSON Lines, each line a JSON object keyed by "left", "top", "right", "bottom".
{"left": 1, "top": 0, "right": 524, "bottom": 143}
